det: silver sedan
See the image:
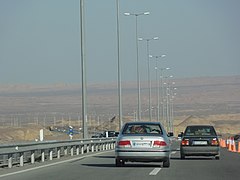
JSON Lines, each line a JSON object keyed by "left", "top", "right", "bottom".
{"left": 115, "top": 122, "right": 171, "bottom": 167}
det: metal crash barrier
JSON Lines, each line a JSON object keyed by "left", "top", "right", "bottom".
{"left": 0, "top": 138, "right": 116, "bottom": 168}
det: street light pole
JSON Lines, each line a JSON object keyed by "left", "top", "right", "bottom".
{"left": 160, "top": 68, "right": 170, "bottom": 126}
{"left": 116, "top": 0, "right": 122, "bottom": 130}
{"left": 149, "top": 55, "right": 166, "bottom": 122}
{"left": 164, "top": 75, "right": 173, "bottom": 132}
{"left": 139, "top": 37, "right": 159, "bottom": 121}
{"left": 80, "top": 0, "right": 88, "bottom": 139}
{"left": 124, "top": 12, "right": 150, "bottom": 121}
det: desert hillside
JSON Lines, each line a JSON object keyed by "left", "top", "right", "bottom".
{"left": 0, "top": 75, "right": 240, "bottom": 142}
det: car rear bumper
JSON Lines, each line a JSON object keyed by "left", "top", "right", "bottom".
{"left": 181, "top": 146, "right": 220, "bottom": 156}
{"left": 115, "top": 149, "right": 170, "bottom": 162}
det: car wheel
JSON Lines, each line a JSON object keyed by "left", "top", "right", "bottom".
{"left": 215, "top": 155, "right": 220, "bottom": 160}
{"left": 180, "top": 153, "right": 185, "bottom": 159}
{"left": 163, "top": 158, "right": 170, "bottom": 168}
{"left": 115, "top": 158, "right": 125, "bottom": 167}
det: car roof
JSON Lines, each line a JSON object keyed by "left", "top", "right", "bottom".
{"left": 186, "top": 125, "right": 214, "bottom": 127}
{"left": 125, "top": 121, "right": 161, "bottom": 125}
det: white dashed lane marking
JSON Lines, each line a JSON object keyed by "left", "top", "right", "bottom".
{"left": 171, "top": 151, "right": 177, "bottom": 154}
{"left": 149, "top": 168, "right": 162, "bottom": 175}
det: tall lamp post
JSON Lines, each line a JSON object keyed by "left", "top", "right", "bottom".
{"left": 139, "top": 37, "right": 159, "bottom": 121}
{"left": 80, "top": 0, "right": 88, "bottom": 139}
{"left": 149, "top": 54, "right": 166, "bottom": 122}
{"left": 160, "top": 67, "right": 170, "bottom": 126}
{"left": 124, "top": 11, "right": 150, "bottom": 121}
{"left": 163, "top": 75, "right": 173, "bottom": 132}
{"left": 116, "top": 0, "right": 122, "bottom": 130}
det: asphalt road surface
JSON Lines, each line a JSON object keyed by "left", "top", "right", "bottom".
{"left": 0, "top": 141, "right": 239, "bottom": 180}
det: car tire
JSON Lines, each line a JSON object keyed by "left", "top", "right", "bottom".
{"left": 180, "top": 152, "right": 185, "bottom": 159}
{"left": 115, "top": 158, "right": 125, "bottom": 167}
{"left": 163, "top": 158, "right": 170, "bottom": 168}
{"left": 115, "top": 158, "right": 121, "bottom": 167}
{"left": 215, "top": 156, "right": 220, "bottom": 160}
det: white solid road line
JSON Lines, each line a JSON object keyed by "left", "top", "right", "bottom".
{"left": 149, "top": 168, "right": 162, "bottom": 176}
{"left": 0, "top": 151, "right": 111, "bottom": 178}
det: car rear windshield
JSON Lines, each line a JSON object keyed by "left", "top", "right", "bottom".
{"left": 184, "top": 126, "right": 217, "bottom": 136}
{"left": 122, "top": 124, "right": 163, "bottom": 135}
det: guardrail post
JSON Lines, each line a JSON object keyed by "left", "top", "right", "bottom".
{"left": 64, "top": 146, "right": 68, "bottom": 156}
{"left": 31, "top": 150, "right": 35, "bottom": 164}
{"left": 95, "top": 144, "right": 98, "bottom": 152}
{"left": 49, "top": 149, "right": 53, "bottom": 160}
{"left": 20, "top": 152, "right": 24, "bottom": 167}
{"left": 41, "top": 150, "right": 45, "bottom": 162}
{"left": 91, "top": 144, "right": 95, "bottom": 152}
{"left": 81, "top": 145, "right": 84, "bottom": 154}
{"left": 86, "top": 144, "right": 89, "bottom": 153}
{"left": 76, "top": 145, "right": 80, "bottom": 155}
{"left": 8, "top": 154, "right": 13, "bottom": 168}
{"left": 71, "top": 146, "right": 74, "bottom": 156}
{"left": 57, "top": 147, "right": 61, "bottom": 159}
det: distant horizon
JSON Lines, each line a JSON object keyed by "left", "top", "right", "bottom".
{"left": 0, "top": 74, "right": 239, "bottom": 87}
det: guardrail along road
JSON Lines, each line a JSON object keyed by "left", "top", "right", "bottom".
{"left": 0, "top": 140, "right": 239, "bottom": 180}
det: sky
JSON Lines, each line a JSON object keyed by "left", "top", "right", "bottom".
{"left": 0, "top": 0, "right": 240, "bottom": 84}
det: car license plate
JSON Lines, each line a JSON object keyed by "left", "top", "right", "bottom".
{"left": 193, "top": 141, "right": 207, "bottom": 145}
{"left": 132, "top": 141, "right": 151, "bottom": 147}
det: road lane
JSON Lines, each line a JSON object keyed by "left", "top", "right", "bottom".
{"left": 0, "top": 142, "right": 239, "bottom": 180}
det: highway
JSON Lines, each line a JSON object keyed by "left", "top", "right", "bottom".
{"left": 0, "top": 141, "right": 239, "bottom": 180}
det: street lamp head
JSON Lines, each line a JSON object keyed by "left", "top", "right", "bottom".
{"left": 138, "top": 37, "right": 143, "bottom": 41}
{"left": 161, "top": 54, "right": 166, "bottom": 58}
{"left": 124, "top": 12, "right": 149, "bottom": 16}
{"left": 153, "top": 37, "right": 159, "bottom": 40}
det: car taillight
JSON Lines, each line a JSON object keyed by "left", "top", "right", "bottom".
{"left": 153, "top": 140, "right": 167, "bottom": 147}
{"left": 118, "top": 140, "right": 131, "bottom": 147}
{"left": 181, "top": 139, "right": 189, "bottom": 146}
{"left": 211, "top": 138, "right": 219, "bottom": 146}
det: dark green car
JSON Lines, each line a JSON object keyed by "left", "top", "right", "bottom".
{"left": 180, "top": 125, "right": 220, "bottom": 160}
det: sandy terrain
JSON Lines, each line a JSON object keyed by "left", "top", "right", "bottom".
{"left": 0, "top": 75, "right": 239, "bottom": 142}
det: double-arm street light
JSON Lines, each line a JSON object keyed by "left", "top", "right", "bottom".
{"left": 124, "top": 11, "right": 150, "bottom": 121}
{"left": 160, "top": 68, "right": 170, "bottom": 127}
{"left": 169, "top": 86, "right": 177, "bottom": 133}
{"left": 149, "top": 54, "right": 166, "bottom": 122}
{"left": 139, "top": 37, "right": 159, "bottom": 121}
{"left": 163, "top": 75, "right": 173, "bottom": 132}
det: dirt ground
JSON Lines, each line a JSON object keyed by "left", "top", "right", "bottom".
{"left": 0, "top": 76, "right": 239, "bottom": 143}
{"left": 0, "top": 113, "right": 239, "bottom": 143}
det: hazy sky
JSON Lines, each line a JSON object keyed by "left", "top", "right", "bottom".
{"left": 1, "top": 0, "right": 240, "bottom": 84}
